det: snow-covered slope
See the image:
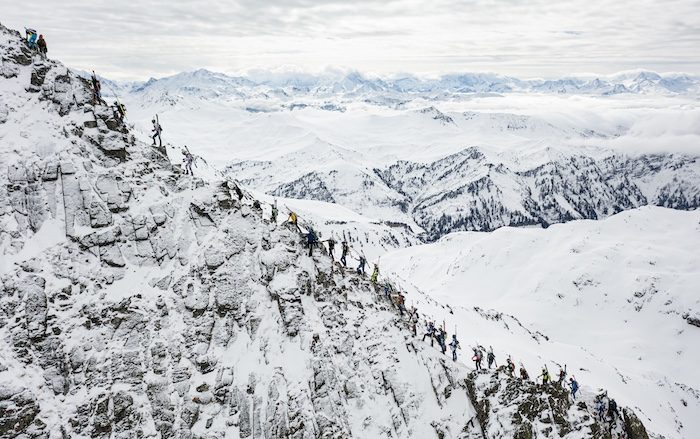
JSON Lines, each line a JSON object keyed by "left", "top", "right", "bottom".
{"left": 1, "top": 22, "right": 657, "bottom": 439}
{"left": 383, "top": 207, "right": 700, "bottom": 438}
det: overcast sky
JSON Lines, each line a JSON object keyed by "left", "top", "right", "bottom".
{"left": 3, "top": 0, "right": 700, "bottom": 80}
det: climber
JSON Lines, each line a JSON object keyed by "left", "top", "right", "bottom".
{"left": 557, "top": 366, "right": 567, "bottom": 386}
{"left": 569, "top": 377, "right": 579, "bottom": 400}
{"left": 383, "top": 282, "right": 392, "bottom": 298}
{"left": 37, "top": 35, "right": 47, "bottom": 58}
{"left": 183, "top": 149, "right": 195, "bottom": 176}
{"left": 472, "top": 347, "right": 483, "bottom": 370}
{"left": 437, "top": 326, "right": 447, "bottom": 354}
{"left": 25, "top": 28, "right": 38, "bottom": 49}
{"left": 519, "top": 364, "right": 529, "bottom": 381}
{"left": 90, "top": 71, "right": 103, "bottom": 105}
{"left": 595, "top": 398, "right": 606, "bottom": 421}
{"left": 271, "top": 201, "right": 278, "bottom": 223}
{"left": 408, "top": 306, "right": 419, "bottom": 336}
{"left": 151, "top": 118, "right": 163, "bottom": 147}
{"left": 395, "top": 291, "right": 406, "bottom": 316}
{"left": 356, "top": 255, "right": 367, "bottom": 276}
{"left": 538, "top": 366, "right": 551, "bottom": 385}
{"left": 487, "top": 346, "right": 496, "bottom": 369}
{"left": 449, "top": 334, "right": 460, "bottom": 361}
{"left": 607, "top": 398, "right": 619, "bottom": 422}
{"left": 506, "top": 356, "right": 516, "bottom": 376}
{"left": 326, "top": 237, "right": 336, "bottom": 260}
{"left": 112, "top": 101, "right": 126, "bottom": 123}
{"left": 306, "top": 227, "right": 318, "bottom": 257}
{"left": 340, "top": 241, "right": 349, "bottom": 267}
{"left": 370, "top": 263, "right": 379, "bottom": 284}
{"left": 287, "top": 211, "right": 302, "bottom": 234}
{"left": 422, "top": 321, "right": 436, "bottom": 346}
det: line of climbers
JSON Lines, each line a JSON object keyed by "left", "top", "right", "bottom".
{"left": 279, "top": 204, "right": 626, "bottom": 434}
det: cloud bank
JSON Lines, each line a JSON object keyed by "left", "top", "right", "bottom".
{"left": 3, "top": 0, "right": 700, "bottom": 80}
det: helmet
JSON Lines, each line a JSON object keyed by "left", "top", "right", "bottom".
{"left": 39, "top": 35, "right": 43, "bottom": 38}
{"left": 151, "top": 120, "right": 155, "bottom": 123}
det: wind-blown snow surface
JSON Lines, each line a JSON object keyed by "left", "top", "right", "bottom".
{"left": 383, "top": 207, "right": 700, "bottom": 438}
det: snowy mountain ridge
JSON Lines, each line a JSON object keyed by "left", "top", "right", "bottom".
{"left": 115, "top": 68, "right": 700, "bottom": 100}
{"left": 0, "top": 22, "right": 659, "bottom": 439}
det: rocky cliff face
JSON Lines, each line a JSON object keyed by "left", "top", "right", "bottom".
{"left": 0, "top": 23, "right": 651, "bottom": 439}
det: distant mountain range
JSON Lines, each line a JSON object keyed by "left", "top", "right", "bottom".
{"left": 104, "top": 68, "right": 700, "bottom": 100}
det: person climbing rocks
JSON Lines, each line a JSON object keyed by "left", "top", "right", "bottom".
{"left": 437, "top": 326, "right": 447, "bottom": 354}
{"left": 306, "top": 228, "right": 318, "bottom": 257}
{"left": 370, "top": 263, "right": 379, "bottom": 284}
{"left": 151, "top": 118, "right": 163, "bottom": 147}
{"left": 422, "top": 321, "right": 436, "bottom": 346}
{"left": 340, "top": 241, "right": 349, "bottom": 267}
{"left": 487, "top": 346, "right": 496, "bottom": 369}
{"left": 90, "top": 71, "right": 103, "bottom": 105}
{"left": 183, "top": 149, "right": 195, "bottom": 175}
{"left": 519, "top": 364, "right": 529, "bottom": 381}
{"left": 271, "top": 201, "right": 278, "bottom": 223}
{"left": 595, "top": 398, "right": 606, "bottom": 421}
{"left": 408, "top": 306, "right": 419, "bottom": 336}
{"left": 607, "top": 398, "right": 619, "bottom": 422}
{"left": 37, "top": 34, "right": 47, "bottom": 58}
{"left": 112, "top": 101, "right": 126, "bottom": 123}
{"left": 449, "top": 334, "right": 460, "bottom": 361}
{"left": 326, "top": 237, "right": 336, "bottom": 260}
{"left": 506, "top": 356, "right": 516, "bottom": 376}
{"left": 557, "top": 366, "right": 567, "bottom": 386}
{"left": 539, "top": 366, "right": 551, "bottom": 385}
{"left": 383, "top": 282, "right": 392, "bottom": 298}
{"left": 356, "top": 255, "right": 367, "bottom": 276}
{"left": 395, "top": 291, "right": 406, "bottom": 316}
{"left": 472, "top": 347, "right": 483, "bottom": 370}
{"left": 25, "top": 28, "right": 38, "bottom": 49}
{"left": 569, "top": 377, "right": 579, "bottom": 400}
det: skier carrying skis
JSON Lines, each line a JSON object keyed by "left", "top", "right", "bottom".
{"left": 340, "top": 241, "right": 349, "bottom": 267}
{"left": 90, "top": 72, "right": 103, "bottom": 105}
{"left": 306, "top": 228, "right": 318, "bottom": 257}
{"left": 37, "top": 35, "right": 47, "bottom": 58}
{"left": 422, "top": 321, "right": 436, "bottom": 346}
{"left": 519, "top": 364, "right": 529, "bottom": 381}
{"left": 183, "top": 149, "right": 195, "bottom": 175}
{"left": 595, "top": 398, "right": 606, "bottom": 421}
{"left": 472, "top": 347, "right": 483, "bottom": 370}
{"left": 557, "top": 366, "right": 567, "bottom": 386}
{"left": 356, "top": 255, "right": 367, "bottom": 276}
{"left": 608, "top": 398, "right": 619, "bottom": 422}
{"left": 370, "top": 263, "right": 379, "bottom": 284}
{"left": 25, "top": 28, "right": 38, "bottom": 49}
{"left": 506, "top": 356, "right": 516, "bottom": 376}
{"left": 151, "top": 119, "right": 163, "bottom": 147}
{"left": 487, "top": 346, "right": 496, "bottom": 369}
{"left": 569, "top": 377, "right": 579, "bottom": 400}
{"left": 271, "top": 201, "right": 278, "bottom": 223}
{"left": 113, "top": 101, "right": 126, "bottom": 123}
{"left": 395, "top": 291, "right": 406, "bottom": 316}
{"left": 326, "top": 237, "right": 336, "bottom": 260}
{"left": 437, "top": 327, "right": 447, "bottom": 354}
{"left": 408, "top": 306, "right": 419, "bottom": 336}
{"left": 539, "top": 366, "right": 551, "bottom": 385}
{"left": 449, "top": 334, "right": 460, "bottom": 361}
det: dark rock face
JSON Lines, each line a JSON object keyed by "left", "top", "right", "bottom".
{"left": 465, "top": 370, "right": 651, "bottom": 439}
